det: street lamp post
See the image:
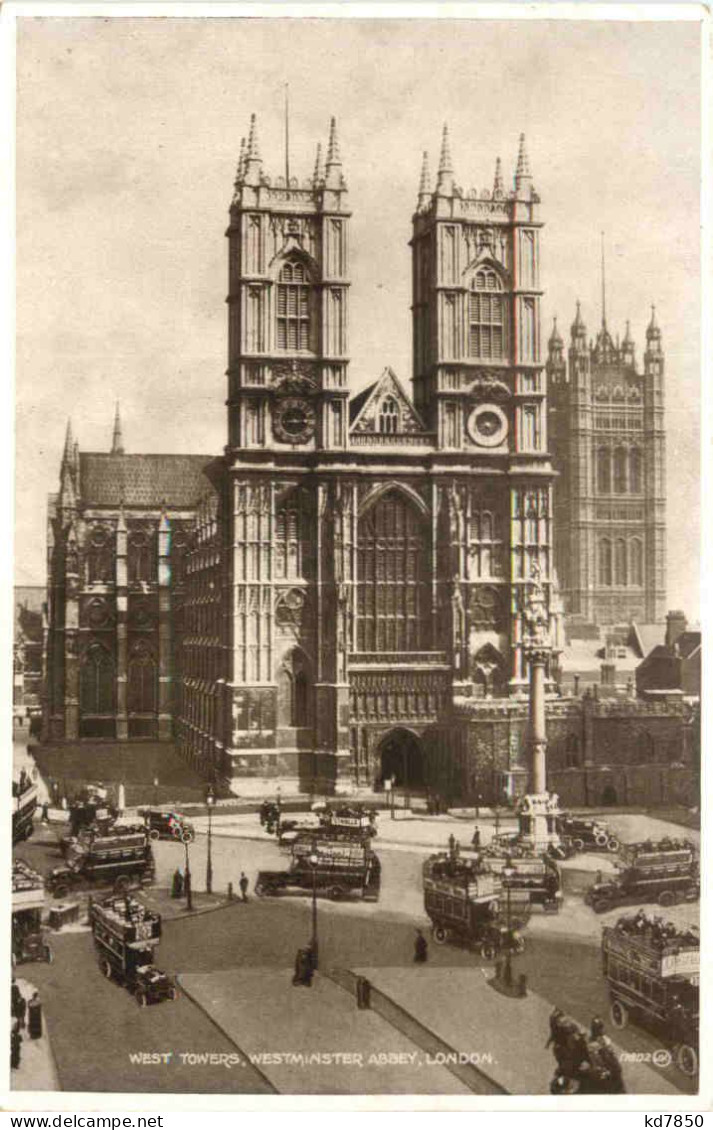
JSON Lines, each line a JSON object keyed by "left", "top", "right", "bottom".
{"left": 205, "top": 784, "right": 215, "bottom": 896}
{"left": 309, "top": 845, "right": 319, "bottom": 970}
{"left": 502, "top": 856, "right": 515, "bottom": 989}
{"left": 183, "top": 834, "right": 193, "bottom": 912}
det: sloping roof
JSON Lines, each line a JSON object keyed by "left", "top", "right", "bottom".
{"left": 677, "top": 631, "right": 701, "bottom": 660}
{"left": 79, "top": 454, "right": 219, "bottom": 509}
{"left": 630, "top": 622, "right": 664, "bottom": 658}
{"left": 349, "top": 382, "right": 377, "bottom": 424}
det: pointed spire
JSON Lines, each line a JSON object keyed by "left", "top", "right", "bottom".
{"left": 234, "top": 137, "right": 246, "bottom": 186}
{"left": 514, "top": 132, "right": 532, "bottom": 193}
{"left": 417, "top": 150, "right": 431, "bottom": 208}
{"left": 111, "top": 402, "right": 125, "bottom": 455}
{"left": 62, "top": 419, "right": 74, "bottom": 464}
{"left": 647, "top": 303, "right": 662, "bottom": 345}
{"left": 493, "top": 156, "right": 504, "bottom": 198}
{"left": 549, "top": 316, "right": 563, "bottom": 348}
{"left": 312, "top": 142, "right": 324, "bottom": 186}
{"left": 325, "top": 117, "right": 344, "bottom": 189}
{"left": 571, "top": 300, "right": 587, "bottom": 342}
{"left": 244, "top": 114, "right": 263, "bottom": 186}
{"left": 326, "top": 116, "right": 341, "bottom": 167}
{"left": 436, "top": 124, "right": 454, "bottom": 196}
{"left": 623, "top": 319, "right": 633, "bottom": 345}
{"left": 600, "top": 231, "right": 607, "bottom": 328}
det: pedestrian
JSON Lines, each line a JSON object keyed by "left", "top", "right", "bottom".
{"left": 27, "top": 992, "right": 42, "bottom": 1041}
{"left": 41, "top": 800, "right": 50, "bottom": 824}
{"left": 239, "top": 871, "right": 249, "bottom": 902}
{"left": 10, "top": 1019, "right": 22, "bottom": 1071}
{"left": 471, "top": 826, "right": 481, "bottom": 851}
{"left": 11, "top": 979, "right": 26, "bottom": 1031}
{"left": 414, "top": 929, "right": 428, "bottom": 964}
{"left": 448, "top": 833, "right": 456, "bottom": 859}
{"left": 171, "top": 868, "right": 184, "bottom": 899}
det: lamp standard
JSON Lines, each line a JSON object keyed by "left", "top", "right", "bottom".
{"left": 502, "top": 856, "right": 515, "bottom": 989}
{"left": 205, "top": 784, "right": 215, "bottom": 895}
{"left": 309, "top": 845, "right": 319, "bottom": 970}
{"left": 182, "top": 831, "right": 193, "bottom": 912}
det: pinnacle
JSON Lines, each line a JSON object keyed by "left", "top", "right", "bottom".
{"left": 313, "top": 141, "right": 324, "bottom": 185}
{"left": 493, "top": 156, "right": 504, "bottom": 197}
{"left": 515, "top": 132, "right": 531, "bottom": 184}
{"left": 111, "top": 401, "right": 125, "bottom": 455}
{"left": 438, "top": 123, "right": 453, "bottom": 175}
{"left": 246, "top": 114, "right": 261, "bottom": 162}
{"left": 326, "top": 117, "right": 342, "bottom": 166}
{"left": 418, "top": 150, "right": 431, "bottom": 201}
{"left": 235, "top": 137, "right": 246, "bottom": 184}
{"left": 63, "top": 419, "right": 74, "bottom": 461}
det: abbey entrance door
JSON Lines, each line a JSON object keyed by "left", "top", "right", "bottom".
{"left": 377, "top": 728, "right": 425, "bottom": 791}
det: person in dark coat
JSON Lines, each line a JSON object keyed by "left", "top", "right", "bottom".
{"left": 414, "top": 929, "right": 428, "bottom": 963}
{"left": 239, "top": 872, "right": 249, "bottom": 902}
{"left": 448, "top": 833, "right": 456, "bottom": 859}
{"left": 471, "top": 826, "right": 481, "bottom": 851}
{"left": 171, "top": 868, "right": 184, "bottom": 899}
{"left": 41, "top": 801, "right": 50, "bottom": 824}
{"left": 11, "top": 980, "right": 26, "bottom": 1030}
{"left": 27, "top": 992, "right": 42, "bottom": 1040}
{"left": 11, "top": 1020, "right": 22, "bottom": 1070}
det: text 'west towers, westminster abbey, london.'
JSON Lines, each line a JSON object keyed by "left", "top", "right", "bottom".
{"left": 44, "top": 117, "right": 678, "bottom": 807}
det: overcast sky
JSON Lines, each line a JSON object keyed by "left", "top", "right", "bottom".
{"left": 15, "top": 15, "right": 702, "bottom": 618}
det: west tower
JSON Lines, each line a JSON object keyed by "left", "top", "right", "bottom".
{"left": 410, "top": 130, "right": 555, "bottom": 691}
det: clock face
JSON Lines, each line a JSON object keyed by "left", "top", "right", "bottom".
{"left": 468, "top": 404, "right": 508, "bottom": 448}
{"left": 273, "top": 397, "right": 315, "bottom": 444}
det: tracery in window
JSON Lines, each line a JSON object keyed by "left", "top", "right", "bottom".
{"left": 613, "top": 447, "right": 627, "bottom": 494}
{"left": 614, "top": 539, "right": 627, "bottom": 585}
{"left": 80, "top": 643, "right": 115, "bottom": 715}
{"left": 357, "top": 490, "right": 428, "bottom": 652}
{"left": 127, "top": 641, "right": 157, "bottom": 714}
{"left": 630, "top": 538, "right": 643, "bottom": 586}
{"left": 630, "top": 447, "right": 642, "bottom": 493}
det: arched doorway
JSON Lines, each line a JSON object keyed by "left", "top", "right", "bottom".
{"left": 378, "top": 728, "right": 425, "bottom": 791}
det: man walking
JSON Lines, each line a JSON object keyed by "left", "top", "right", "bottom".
{"left": 239, "top": 871, "right": 249, "bottom": 902}
{"left": 414, "top": 929, "right": 428, "bottom": 963}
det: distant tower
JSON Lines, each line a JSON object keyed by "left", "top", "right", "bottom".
{"left": 547, "top": 273, "right": 666, "bottom": 625}
{"left": 111, "top": 403, "right": 125, "bottom": 455}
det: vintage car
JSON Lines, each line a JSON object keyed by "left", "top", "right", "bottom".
{"left": 139, "top": 808, "right": 195, "bottom": 843}
{"left": 557, "top": 815, "right": 620, "bottom": 854}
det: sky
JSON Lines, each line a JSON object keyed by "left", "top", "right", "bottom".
{"left": 14, "top": 14, "right": 702, "bottom": 618}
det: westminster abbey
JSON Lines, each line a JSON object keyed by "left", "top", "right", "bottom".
{"left": 45, "top": 117, "right": 681, "bottom": 806}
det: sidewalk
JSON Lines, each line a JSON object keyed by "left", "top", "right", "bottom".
{"left": 178, "top": 967, "right": 470, "bottom": 1094}
{"left": 12, "top": 977, "right": 60, "bottom": 1092}
{"left": 349, "top": 966, "right": 681, "bottom": 1096}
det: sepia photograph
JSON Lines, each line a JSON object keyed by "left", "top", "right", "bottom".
{"left": 8, "top": 6, "right": 705, "bottom": 1107}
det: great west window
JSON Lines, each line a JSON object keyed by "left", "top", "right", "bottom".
{"left": 357, "top": 491, "right": 428, "bottom": 652}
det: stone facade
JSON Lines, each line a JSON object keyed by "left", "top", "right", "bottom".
{"left": 547, "top": 301, "right": 666, "bottom": 626}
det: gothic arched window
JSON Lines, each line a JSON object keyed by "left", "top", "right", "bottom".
{"left": 80, "top": 643, "right": 115, "bottom": 715}
{"left": 630, "top": 538, "right": 644, "bottom": 586}
{"left": 276, "top": 259, "right": 312, "bottom": 351}
{"left": 278, "top": 649, "right": 311, "bottom": 728}
{"left": 357, "top": 490, "right": 428, "bottom": 652}
{"left": 630, "top": 447, "right": 642, "bottom": 493}
{"left": 127, "top": 642, "right": 157, "bottom": 714}
{"left": 613, "top": 447, "right": 627, "bottom": 494}
{"left": 597, "top": 448, "right": 611, "bottom": 493}
{"left": 614, "top": 539, "right": 627, "bottom": 585}
{"left": 128, "top": 530, "right": 155, "bottom": 584}
{"left": 378, "top": 397, "right": 400, "bottom": 434}
{"left": 598, "top": 538, "right": 612, "bottom": 586}
{"left": 469, "top": 269, "right": 505, "bottom": 361}
{"left": 87, "top": 527, "right": 114, "bottom": 584}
